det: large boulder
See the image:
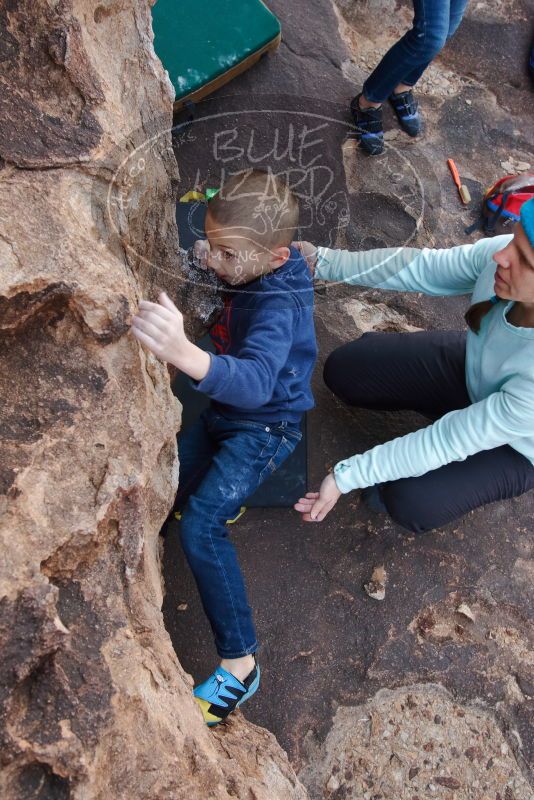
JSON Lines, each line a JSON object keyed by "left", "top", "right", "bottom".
{"left": 0, "top": 2, "right": 305, "bottom": 797}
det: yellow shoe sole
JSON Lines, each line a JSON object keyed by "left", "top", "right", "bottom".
{"left": 174, "top": 506, "right": 246, "bottom": 525}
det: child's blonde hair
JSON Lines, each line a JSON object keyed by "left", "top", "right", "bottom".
{"left": 207, "top": 169, "right": 299, "bottom": 250}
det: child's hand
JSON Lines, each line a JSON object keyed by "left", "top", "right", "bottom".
{"left": 131, "top": 291, "right": 210, "bottom": 380}
{"left": 131, "top": 292, "right": 188, "bottom": 364}
{"left": 293, "top": 241, "right": 318, "bottom": 276}
{"left": 294, "top": 473, "right": 342, "bottom": 521}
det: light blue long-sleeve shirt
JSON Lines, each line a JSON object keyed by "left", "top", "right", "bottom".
{"left": 315, "top": 235, "right": 534, "bottom": 493}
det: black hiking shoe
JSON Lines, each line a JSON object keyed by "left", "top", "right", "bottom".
{"left": 350, "top": 93, "right": 384, "bottom": 156}
{"left": 389, "top": 89, "right": 421, "bottom": 137}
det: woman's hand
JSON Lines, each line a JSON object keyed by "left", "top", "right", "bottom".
{"left": 294, "top": 472, "right": 342, "bottom": 521}
{"left": 293, "top": 240, "right": 318, "bottom": 276}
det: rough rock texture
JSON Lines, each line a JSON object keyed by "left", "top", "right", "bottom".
{"left": 162, "top": 0, "right": 534, "bottom": 795}
{"left": 0, "top": 1, "right": 305, "bottom": 797}
{"left": 299, "top": 684, "right": 533, "bottom": 799}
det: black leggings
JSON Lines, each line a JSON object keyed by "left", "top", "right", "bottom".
{"left": 323, "top": 331, "right": 534, "bottom": 533}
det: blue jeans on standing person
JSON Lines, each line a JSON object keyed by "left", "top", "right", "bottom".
{"left": 363, "top": 0, "right": 469, "bottom": 103}
{"left": 175, "top": 407, "right": 302, "bottom": 659}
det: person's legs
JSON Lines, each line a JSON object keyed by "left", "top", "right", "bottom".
{"left": 400, "top": 0, "right": 468, "bottom": 88}
{"left": 323, "top": 331, "right": 534, "bottom": 531}
{"left": 356, "top": 0, "right": 469, "bottom": 146}
{"left": 382, "top": 445, "right": 534, "bottom": 533}
{"left": 323, "top": 330, "right": 470, "bottom": 419}
{"left": 173, "top": 409, "right": 217, "bottom": 513}
{"left": 448, "top": 0, "right": 469, "bottom": 38}
{"left": 362, "top": 0, "right": 452, "bottom": 104}
{"left": 180, "top": 416, "right": 301, "bottom": 724}
{"left": 179, "top": 416, "right": 301, "bottom": 662}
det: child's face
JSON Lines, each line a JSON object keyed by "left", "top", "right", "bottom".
{"left": 203, "top": 210, "right": 289, "bottom": 286}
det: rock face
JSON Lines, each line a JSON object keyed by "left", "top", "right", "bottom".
{"left": 0, "top": 2, "right": 305, "bottom": 797}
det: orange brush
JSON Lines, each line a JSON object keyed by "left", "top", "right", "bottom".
{"left": 447, "top": 158, "right": 471, "bottom": 204}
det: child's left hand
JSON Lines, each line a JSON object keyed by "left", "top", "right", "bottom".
{"left": 294, "top": 473, "right": 342, "bottom": 521}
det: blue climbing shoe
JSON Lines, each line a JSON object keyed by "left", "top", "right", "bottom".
{"left": 350, "top": 93, "right": 384, "bottom": 156}
{"left": 389, "top": 89, "right": 421, "bottom": 137}
{"left": 193, "top": 662, "right": 260, "bottom": 726}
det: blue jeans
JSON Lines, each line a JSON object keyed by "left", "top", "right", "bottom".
{"left": 175, "top": 407, "right": 302, "bottom": 659}
{"left": 363, "top": 0, "right": 469, "bottom": 103}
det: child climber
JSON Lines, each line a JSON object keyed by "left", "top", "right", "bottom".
{"left": 131, "top": 170, "right": 317, "bottom": 725}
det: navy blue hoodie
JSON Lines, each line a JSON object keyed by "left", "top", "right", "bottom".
{"left": 193, "top": 246, "right": 317, "bottom": 423}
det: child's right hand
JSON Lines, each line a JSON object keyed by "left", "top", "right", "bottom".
{"left": 293, "top": 241, "right": 318, "bottom": 276}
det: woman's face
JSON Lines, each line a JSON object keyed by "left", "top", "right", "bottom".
{"left": 493, "top": 223, "right": 534, "bottom": 303}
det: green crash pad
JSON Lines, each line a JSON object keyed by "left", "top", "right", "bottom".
{"left": 152, "top": 0, "right": 281, "bottom": 109}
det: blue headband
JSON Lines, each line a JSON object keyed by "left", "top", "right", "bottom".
{"left": 520, "top": 196, "right": 534, "bottom": 250}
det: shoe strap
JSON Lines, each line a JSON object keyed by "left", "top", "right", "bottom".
{"left": 213, "top": 665, "right": 246, "bottom": 690}
{"left": 390, "top": 91, "right": 418, "bottom": 117}
{"left": 351, "top": 113, "right": 383, "bottom": 134}
{"left": 194, "top": 666, "right": 246, "bottom": 706}
{"left": 243, "top": 663, "right": 259, "bottom": 690}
